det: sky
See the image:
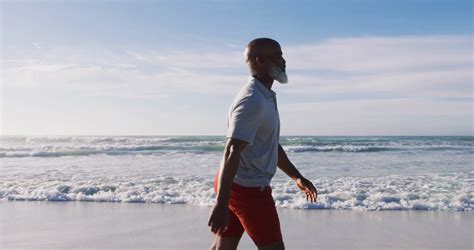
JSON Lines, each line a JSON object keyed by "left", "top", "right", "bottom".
{"left": 1, "top": 0, "right": 473, "bottom": 136}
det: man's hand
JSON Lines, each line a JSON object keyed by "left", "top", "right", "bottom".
{"left": 208, "top": 202, "right": 229, "bottom": 234}
{"left": 296, "top": 177, "right": 318, "bottom": 203}
{"left": 277, "top": 144, "right": 318, "bottom": 203}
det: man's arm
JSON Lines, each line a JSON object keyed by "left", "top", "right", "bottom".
{"left": 277, "top": 143, "right": 303, "bottom": 181}
{"left": 277, "top": 143, "right": 318, "bottom": 202}
{"left": 208, "top": 138, "right": 247, "bottom": 234}
{"left": 216, "top": 138, "right": 247, "bottom": 206}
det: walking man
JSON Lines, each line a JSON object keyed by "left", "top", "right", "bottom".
{"left": 208, "top": 38, "right": 318, "bottom": 250}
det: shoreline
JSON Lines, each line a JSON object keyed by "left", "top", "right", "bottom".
{"left": 1, "top": 201, "right": 472, "bottom": 249}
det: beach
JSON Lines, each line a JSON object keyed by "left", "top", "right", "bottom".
{"left": 1, "top": 201, "right": 472, "bottom": 249}
{"left": 1, "top": 136, "right": 472, "bottom": 249}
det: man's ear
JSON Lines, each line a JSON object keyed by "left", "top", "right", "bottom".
{"left": 255, "top": 56, "right": 265, "bottom": 65}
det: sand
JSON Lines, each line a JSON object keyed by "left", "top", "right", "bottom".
{"left": 0, "top": 201, "right": 472, "bottom": 249}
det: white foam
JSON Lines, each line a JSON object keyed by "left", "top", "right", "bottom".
{"left": 1, "top": 172, "right": 472, "bottom": 211}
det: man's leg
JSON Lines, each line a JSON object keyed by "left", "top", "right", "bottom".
{"left": 231, "top": 185, "right": 284, "bottom": 249}
{"left": 209, "top": 202, "right": 245, "bottom": 250}
{"left": 258, "top": 241, "right": 285, "bottom": 250}
{"left": 211, "top": 172, "right": 246, "bottom": 249}
{"left": 210, "top": 235, "right": 243, "bottom": 250}
{"left": 211, "top": 173, "right": 245, "bottom": 249}
{"left": 209, "top": 213, "right": 244, "bottom": 250}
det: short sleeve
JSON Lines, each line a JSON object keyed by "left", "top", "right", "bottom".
{"left": 226, "top": 95, "right": 263, "bottom": 145}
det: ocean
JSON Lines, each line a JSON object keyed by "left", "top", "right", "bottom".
{"left": 1, "top": 135, "right": 472, "bottom": 211}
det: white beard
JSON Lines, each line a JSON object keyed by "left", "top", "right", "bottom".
{"left": 268, "top": 62, "right": 288, "bottom": 84}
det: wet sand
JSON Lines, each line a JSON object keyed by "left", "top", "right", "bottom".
{"left": 0, "top": 201, "right": 472, "bottom": 249}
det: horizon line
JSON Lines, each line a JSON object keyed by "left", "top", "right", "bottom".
{"left": 1, "top": 134, "right": 473, "bottom": 137}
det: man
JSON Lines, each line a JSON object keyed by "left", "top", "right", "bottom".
{"left": 208, "top": 38, "right": 318, "bottom": 250}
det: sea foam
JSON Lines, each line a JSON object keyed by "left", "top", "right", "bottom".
{"left": 1, "top": 173, "right": 472, "bottom": 211}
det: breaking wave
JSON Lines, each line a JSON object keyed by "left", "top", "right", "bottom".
{"left": 1, "top": 135, "right": 472, "bottom": 158}
{"left": 1, "top": 173, "right": 472, "bottom": 211}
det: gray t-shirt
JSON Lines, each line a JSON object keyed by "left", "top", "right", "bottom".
{"left": 226, "top": 77, "right": 280, "bottom": 187}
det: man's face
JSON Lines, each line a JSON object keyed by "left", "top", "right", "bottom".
{"left": 265, "top": 46, "right": 288, "bottom": 83}
{"left": 265, "top": 46, "right": 286, "bottom": 72}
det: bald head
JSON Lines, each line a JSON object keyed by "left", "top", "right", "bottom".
{"left": 245, "top": 38, "right": 281, "bottom": 64}
{"left": 243, "top": 38, "right": 287, "bottom": 84}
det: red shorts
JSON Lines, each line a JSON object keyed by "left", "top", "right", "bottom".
{"left": 213, "top": 173, "right": 283, "bottom": 246}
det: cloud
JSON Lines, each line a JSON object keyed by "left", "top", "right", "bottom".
{"left": 279, "top": 99, "right": 473, "bottom": 135}
{"left": 2, "top": 35, "right": 472, "bottom": 100}
{"left": 125, "top": 50, "right": 243, "bottom": 69}
{"left": 285, "top": 66, "right": 472, "bottom": 99}
{"left": 2, "top": 35, "right": 472, "bottom": 135}
{"left": 32, "top": 42, "right": 41, "bottom": 49}
{"left": 285, "top": 35, "right": 472, "bottom": 73}
{"left": 10, "top": 63, "right": 78, "bottom": 72}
